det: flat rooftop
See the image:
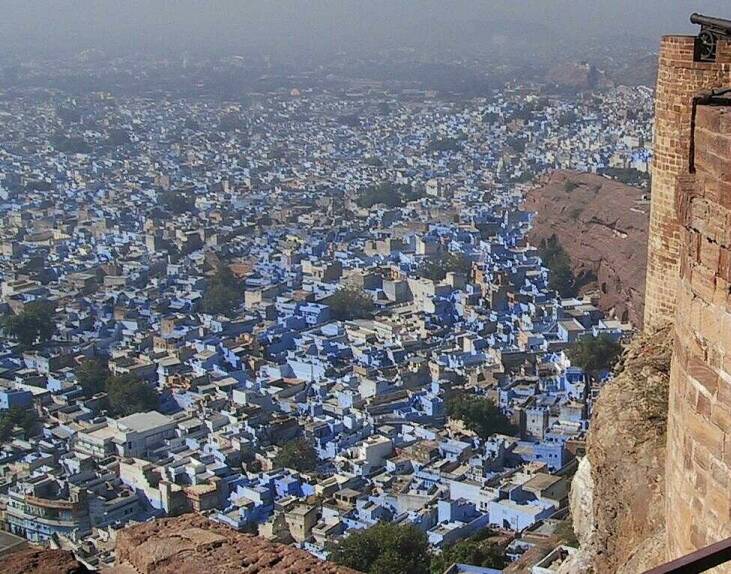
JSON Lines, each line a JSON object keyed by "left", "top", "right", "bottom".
{"left": 115, "top": 411, "right": 173, "bottom": 434}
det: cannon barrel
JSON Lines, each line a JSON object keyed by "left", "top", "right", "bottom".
{"left": 690, "top": 13, "right": 731, "bottom": 34}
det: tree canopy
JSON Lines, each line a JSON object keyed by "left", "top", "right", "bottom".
{"left": 273, "top": 437, "right": 319, "bottom": 472}
{"left": 567, "top": 334, "right": 623, "bottom": 378}
{"left": 419, "top": 252, "right": 472, "bottom": 282}
{"left": 219, "top": 111, "right": 244, "bottom": 132}
{"left": 106, "top": 375, "right": 160, "bottom": 417}
{"left": 430, "top": 532, "right": 506, "bottom": 574}
{"left": 75, "top": 357, "right": 111, "bottom": 396}
{"left": 538, "top": 235, "right": 578, "bottom": 298}
{"left": 428, "top": 137, "right": 463, "bottom": 153}
{"left": 160, "top": 190, "right": 196, "bottom": 214}
{"left": 447, "top": 395, "right": 517, "bottom": 439}
{"left": 3, "top": 300, "right": 56, "bottom": 348}
{"left": 0, "top": 407, "right": 38, "bottom": 442}
{"left": 330, "top": 522, "right": 431, "bottom": 574}
{"left": 51, "top": 134, "right": 92, "bottom": 154}
{"left": 356, "top": 182, "right": 423, "bottom": 209}
{"left": 106, "top": 128, "right": 132, "bottom": 146}
{"left": 75, "top": 358, "right": 160, "bottom": 415}
{"left": 327, "top": 287, "right": 375, "bottom": 321}
{"left": 202, "top": 266, "right": 242, "bottom": 316}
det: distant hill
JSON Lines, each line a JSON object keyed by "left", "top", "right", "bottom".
{"left": 523, "top": 170, "right": 649, "bottom": 327}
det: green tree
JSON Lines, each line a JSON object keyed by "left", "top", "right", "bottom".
{"left": 75, "top": 357, "right": 110, "bottom": 396}
{"left": 430, "top": 536, "right": 506, "bottom": 574}
{"left": 356, "top": 182, "right": 422, "bottom": 209}
{"left": 554, "top": 520, "right": 579, "bottom": 548}
{"left": 3, "top": 300, "right": 56, "bottom": 348}
{"left": 202, "top": 267, "right": 241, "bottom": 316}
{"left": 506, "top": 136, "right": 526, "bottom": 153}
{"left": 106, "top": 128, "right": 132, "bottom": 146}
{"left": 0, "top": 407, "right": 38, "bottom": 441}
{"left": 160, "top": 190, "right": 195, "bottom": 214}
{"left": 419, "top": 252, "right": 472, "bottom": 282}
{"left": 330, "top": 522, "right": 431, "bottom": 574}
{"left": 558, "top": 110, "right": 578, "bottom": 127}
{"left": 273, "top": 437, "right": 318, "bottom": 472}
{"left": 538, "top": 236, "right": 577, "bottom": 298}
{"left": 428, "top": 137, "right": 463, "bottom": 153}
{"left": 327, "top": 287, "right": 375, "bottom": 321}
{"left": 219, "top": 112, "right": 243, "bottom": 131}
{"left": 447, "top": 395, "right": 517, "bottom": 439}
{"left": 105, "top": 375, "right": 159, "bottom": 417}
{"left": 567, "top": 334, "right": 623, "bottom": 379}
{"left": 202, "top": 283, "right": 240, "bottom": 315}
{"left": 51, "top": 134, "right": 92, "bottom": 154}
{"left": 364, "top": 157, "right": 384, "bottom": 167}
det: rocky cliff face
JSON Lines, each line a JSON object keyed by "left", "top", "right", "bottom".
{"left": 524, "top": 170, "right": 649, "bottom": 327}
{"left": 569, "top": 325, "right": 673, "bottom": 573}
{"left": 0, "top": 546, "right": 89, "bottom": 574}
{"left": 105, "top": 514, "right": 359, "bottom": 574}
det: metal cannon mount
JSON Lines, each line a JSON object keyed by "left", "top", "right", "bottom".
{"left": 691, "top": 13, "right": 731, "bottom": 62}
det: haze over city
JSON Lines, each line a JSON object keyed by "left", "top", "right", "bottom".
{"left": 1, "top": 0, "right": 729, "bottom": 58}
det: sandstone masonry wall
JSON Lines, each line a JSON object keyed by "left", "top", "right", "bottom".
{"left": 665, "top": 100, "right": 731, "bottom": 566}
{"left": 644, "top": 36, "right": 731, "bottom": 331}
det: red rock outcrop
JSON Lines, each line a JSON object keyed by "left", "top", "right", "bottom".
{"left": 0, "top": 546, "right": 89, "bottom": 574}
{"left": 524, "top": 170, "right": 649, "bottom": 327}
{"left": 105, "top": 514, "right": 360, "bottom": 574}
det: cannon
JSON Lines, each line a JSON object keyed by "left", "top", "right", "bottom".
{"left": 690, "top": 13, "right": 731, "bottom": 61}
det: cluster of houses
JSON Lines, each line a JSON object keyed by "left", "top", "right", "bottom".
{"left": 0, "top": 83, "right": 647, "bottom": 571}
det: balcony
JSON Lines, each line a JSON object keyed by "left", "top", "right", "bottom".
{"left": 644, "top": 537, "right": 731, "bottom": 574}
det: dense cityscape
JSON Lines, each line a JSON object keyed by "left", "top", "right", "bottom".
{"left": 0, "top": 57, "right": 656, "bottom": 573}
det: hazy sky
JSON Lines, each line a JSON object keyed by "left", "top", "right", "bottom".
{"left": 1, "top": 1, "right": 729, "bottom": 59}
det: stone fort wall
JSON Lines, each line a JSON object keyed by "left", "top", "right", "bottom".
{"left": 644, "top": 36, "right": 731, "bottom": 331}
{"left": 665, "top": 99, "right": 731, "bottom": 566}
{"left": 647, "top": 34, "right": 731, "bottom": 567}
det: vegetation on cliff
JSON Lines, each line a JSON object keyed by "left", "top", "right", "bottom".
{"left": 538, "top": 235, "right": 578, "bottom": 298}
{"left": 567, "top": 334, "right": 623, "bottom": 379}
